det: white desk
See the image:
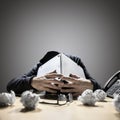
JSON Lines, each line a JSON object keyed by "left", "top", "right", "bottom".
{"left": 0, "top": 97, "right": 119, "bottom": 120}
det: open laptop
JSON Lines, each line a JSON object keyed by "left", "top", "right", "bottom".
{"left": 37, "top": 53, "right": 85, "bottom": 78}
{"left": 37, "top": 53, "right": 85, "bottom": 99}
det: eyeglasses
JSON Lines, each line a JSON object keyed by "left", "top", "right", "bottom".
{"left": 39, "top": 93, "right": 73, "bottom": 106}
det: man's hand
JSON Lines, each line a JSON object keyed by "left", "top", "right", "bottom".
{"left": 31, "top": 72, "right": 63, "bottom": 93}
{"left": 60, "top": 74, "right": 93, "bottom": 97}
{"left": 31, "top": 72, "right": 93, "bottom": 97}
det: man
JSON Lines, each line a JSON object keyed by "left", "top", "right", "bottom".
{"left": 7, "top": 51, "right": 101, "bottom": 98}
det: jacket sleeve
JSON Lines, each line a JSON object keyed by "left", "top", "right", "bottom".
{"left": 6, "top": 62, "right": 41, "bottom": 96}
{"left": 69, "top": 55, "right": 101, "bottom": 91}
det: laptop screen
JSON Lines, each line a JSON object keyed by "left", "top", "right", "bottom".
{"left": 37, "top": 53, "right": 85, "bottom": 78}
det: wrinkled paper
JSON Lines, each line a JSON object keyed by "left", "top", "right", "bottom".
{"left": 94, "top": 89, "right": 107, "bottom": 101}
{"left": 78, "top": 89, "right": 96, "bottom": 106}
{"left": 113, "top": 94, "right": 120, "bottom": 112}
{"left": 20, "top": 91, "right": 40, "bottom": 110}
{"left": 0, "top": 90, "right": 15, "bottom": 106}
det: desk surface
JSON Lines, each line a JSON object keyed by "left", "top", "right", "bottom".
{"left": 0, "top": 97, "right": 119, "bottom": 120}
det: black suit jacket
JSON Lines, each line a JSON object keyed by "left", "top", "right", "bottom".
{"left": 7, "top": 51, "right": 101, "bottom": 96}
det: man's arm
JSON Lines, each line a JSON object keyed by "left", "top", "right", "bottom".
{"left": 7, "top": 62, "right": 41, "bottom": 96}
{"left": 68, "top": 55, "right": 101, "bottom": 90}
{"left": 7, "top": 63, "right": 63, "bottom": 96}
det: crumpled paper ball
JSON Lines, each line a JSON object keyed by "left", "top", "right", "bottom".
{"left": 0, "top": 90, "right": 16, "bottom": 106}
{"left": 94, "top": 89, "right": 107, "bottom": 101}
{"left": 113, "top": 94, "right": 120, "bottom": 112}
{"left": 20, "top": 91, "right": 40, "bottom": 110}
{"left": 78, "top": 89, "right": 96, "bottom": 106}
